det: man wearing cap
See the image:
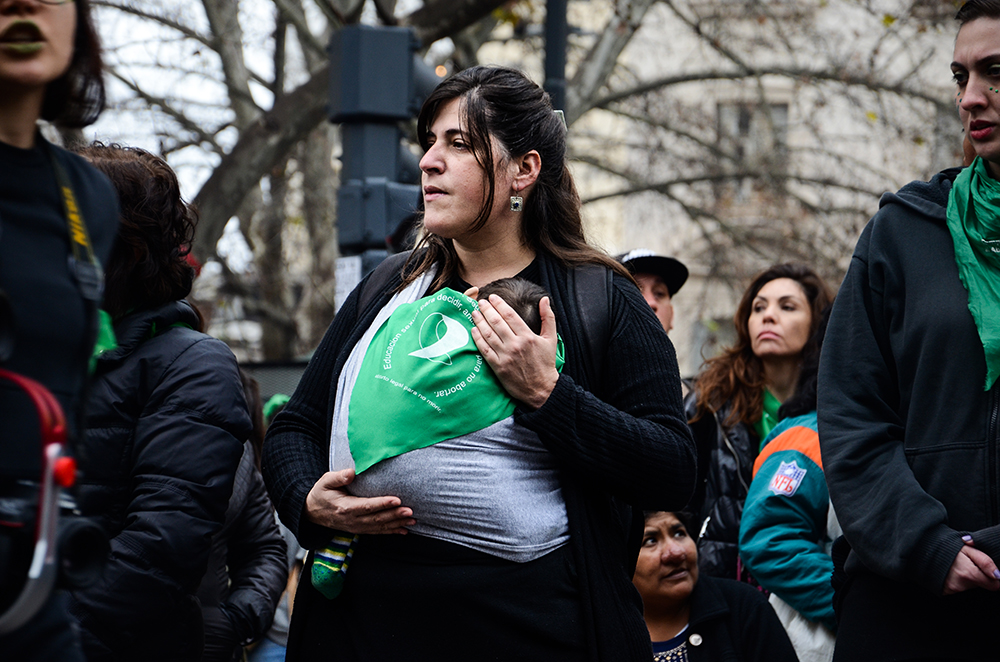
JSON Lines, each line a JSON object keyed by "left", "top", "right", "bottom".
{"left": 617, "top": 249, "right": 688, "bottom": 334}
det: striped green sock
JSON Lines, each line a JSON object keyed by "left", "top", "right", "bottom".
{"left": 311, "top": 534, "right": 359, "bottom": 599}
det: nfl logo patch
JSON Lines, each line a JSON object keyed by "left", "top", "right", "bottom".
{"left": 768, "top": 460, "right": 807, "bottom": 497}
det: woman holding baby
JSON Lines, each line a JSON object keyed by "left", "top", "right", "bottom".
{"left": 263, "top": 65, "right": 696, "bottom": 661}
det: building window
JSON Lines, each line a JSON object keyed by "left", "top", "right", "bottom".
{"left": 717, "top": 102, "right": 789, "bottom": 172}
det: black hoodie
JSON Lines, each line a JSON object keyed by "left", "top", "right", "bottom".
{"left": 818, "top": 166, "right": 1000, "bottom": 595}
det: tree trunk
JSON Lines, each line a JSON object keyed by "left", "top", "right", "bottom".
{"left": 257, "top": 160, "right": 296, "bottom": 360}
{"left": 299, "top": 124, "right": 339, "bottom": 351}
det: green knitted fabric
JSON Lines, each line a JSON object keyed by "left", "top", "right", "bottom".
{"left": 311, "top": 533, "right": 359, "bottom": 599}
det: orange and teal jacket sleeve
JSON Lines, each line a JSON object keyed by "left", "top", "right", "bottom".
{"left": 738, "top": 412, "right": 837, "bottom": 631}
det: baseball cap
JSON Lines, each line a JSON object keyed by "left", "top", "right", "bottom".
{"left": 616, "top": 249, "right": 689, "bottom": 296}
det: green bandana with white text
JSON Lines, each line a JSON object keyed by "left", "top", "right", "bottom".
{"left": 347, "top": 288, "right": 564, "bottom": 473}
{"left": 946, "top": 156, "right": 1000, "bottom": 390}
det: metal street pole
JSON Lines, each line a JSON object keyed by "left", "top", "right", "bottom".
{"left": 544, "top": 0, "right": 568, "bottom": 111}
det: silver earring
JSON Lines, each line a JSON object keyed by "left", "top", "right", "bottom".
{"left": 510, "top": 196, "right": 523, "bottom": 212}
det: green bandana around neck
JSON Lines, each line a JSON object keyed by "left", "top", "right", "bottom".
{"left": 946, "top": 156, "right": 1000, "bottom": 391}
{"left": 754, "top": 389, "right": 781, "bottom": 447}
{"left": 347, "top": 287, "right": 564, "bottom": 473}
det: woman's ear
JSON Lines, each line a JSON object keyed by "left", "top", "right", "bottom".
{"left": 513, "top": 150, "right": 542, "bottom": 193}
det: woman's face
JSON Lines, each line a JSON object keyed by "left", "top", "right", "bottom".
{"left": 953, "top": 16, "right": 1000, "bottom": 177}
{"left": 419, "top": 97, "right": 515, "bottom": 246}
{"left": 632, "top": 512, "right": 698, "bottom": 610}
{"left": 747, "top": 277, "right": 812, "bottom": 361}
{"left": 0, "top": 0, "right": 76, "bottom": 93}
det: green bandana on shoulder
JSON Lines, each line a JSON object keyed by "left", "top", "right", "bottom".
{"left": 946, "top": 156, "right": 1000, "bottom": 390}
{"left": 88, "top": 310, "right": 117, "bottom": 374}
{"left": 347, "top": 288, "right": 564, "bottom": 473}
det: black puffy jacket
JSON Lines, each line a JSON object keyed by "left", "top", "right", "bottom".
{"left": 69, "top": 301, "right": 250, "bottom": 661}
{"left": 684, "top": 392, "right": 758, "bottom": 580}
{"left": 196, "top": 442, "right": 287, "bottom": 662}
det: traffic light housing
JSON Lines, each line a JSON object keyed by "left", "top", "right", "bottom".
{"left": 328, "top": 25, "right": 440, "bottom": 262}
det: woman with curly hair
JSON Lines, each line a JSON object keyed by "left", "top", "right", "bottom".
{"left": 685, "top": 263, "right": 833, "bottom": 580}
{"left": 67, "top": 143, "right": 251, "bottom": 661}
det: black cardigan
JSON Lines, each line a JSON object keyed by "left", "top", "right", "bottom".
{"left": 262, "top": 251, "right": 697, "bottom": 661}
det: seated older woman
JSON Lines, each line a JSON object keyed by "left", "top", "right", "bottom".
{"left": 633, "top": 511, "right": 799, "bottom": 661}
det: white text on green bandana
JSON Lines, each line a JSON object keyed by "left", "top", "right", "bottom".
{"left": 348, "top": 288, "right": 563, "bottom": 473}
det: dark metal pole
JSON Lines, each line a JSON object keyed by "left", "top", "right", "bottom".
{"left": 544, "top": 0, "right": 568, "bottom": 111}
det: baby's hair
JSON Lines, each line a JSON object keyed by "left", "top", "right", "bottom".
{"left": 478, "top": 278, "right": 550, "bottom": 334}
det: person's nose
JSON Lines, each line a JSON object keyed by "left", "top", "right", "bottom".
{"left": 959, "top": 75, "right": 989, "bottom": 113}
{"left": 643, "top": 290, "right": 659, "bottom": 312}
{"left": 419, "top": 142, "right": 444, "bottom": 176}
{"left": 761, "top": 302, "right": 778, "bottom": 324}
{"left": 661, "top": 539, "right": 686, "bottom": 563}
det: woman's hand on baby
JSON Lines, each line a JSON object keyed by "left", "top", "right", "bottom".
{"left": 305, "top": 468, "right": 415, "bottom": 534}
{"left": 471, "top": 294, "right": 559, "bottom": 410}
{"left": 943, "top": 537, "right": 1000, "bottom": 594}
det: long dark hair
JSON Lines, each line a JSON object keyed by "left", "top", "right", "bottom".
{"left": 956, "top": 0, "right": 1000, "bottom": 25}
{"left": 75, "top": 143, "right": 197, "bottom": 320}
{"left": 41, "top": 0, "right": 106, "bottom": 128}
{"left": 691, "top": 263, "right": 834, "bottom": 429}
{"left": 404, "top": 65, "right": 630, "bottom": 290}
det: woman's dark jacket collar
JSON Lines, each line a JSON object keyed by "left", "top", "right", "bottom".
{"left": 98, "top": 300, "right": 199, "bottom": 365}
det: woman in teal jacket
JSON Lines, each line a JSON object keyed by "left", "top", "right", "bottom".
{"left": 740, "top": 309, "right": 837, "bottom": 662}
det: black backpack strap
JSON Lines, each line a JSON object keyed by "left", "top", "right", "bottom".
{"left": 356, "top": 251, "right": 413, "bottom": 317}
{"left": 571, "top": 263, "right": 613, "bottom": 386}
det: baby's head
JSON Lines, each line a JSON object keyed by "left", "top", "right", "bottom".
{"left": 478, "top": 278, "right": 550, "bottom": 335}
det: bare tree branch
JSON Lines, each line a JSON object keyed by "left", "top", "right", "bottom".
{"left": 107, "top": 69, "right": 224, "bottom": 153}
{"left": 312, "top": 0, "right": 355, "bottom": 25}
{"left": 93, "top": 1, "right": 214, "bottom": 48}
{"left": 374, "top": 0, "right": 399, "bottom": 26}
{"left": 272, "top": 0, "right": 327, "bottom": 59}
{"left": 190, "top": 71, "right": 327, "bottom": 261}
{"left": 404, "top": 0, "right": 510, "bottom": 46}
{"left": 202, "top": 0, "right": 262, "bottom": 127}
{"left": 578, "top": 169, "right": 883, "bottom": 205}
{"left": 566, "top": 0, "right": 657, "bottom": 124}
{"left": 592, "top": 65, "right": 947, "bottom": 111}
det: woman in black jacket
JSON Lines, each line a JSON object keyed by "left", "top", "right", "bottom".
{"left": 686, "top": 264, "right": 832, "bottom": 580}
{"left": 263, "top": 65, "right": 697, "bottom": 661}
{"left": 68, "top": 143, "right": 250, "bottom": 661}
{"left": 818, "top": 2, "right": 1000, "bottom": 658}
